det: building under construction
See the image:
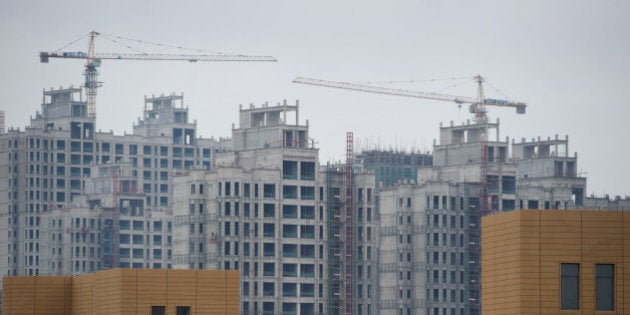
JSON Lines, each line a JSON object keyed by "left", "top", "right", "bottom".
{"left": 0, "top": 87, "right": 225, "bottom": 279}
{"left": 173, "top": 101, "right": 330, "bottom": 315}
{"left": 170, "top": 100, "right": 591, "bottom": 315}
{"left": 0, "top": 79, "right": 619, "bottom": 315}
{"left": 357, "top": 149, "right": 432, "bottom": 189}
{"left": 372, "top": 118, "right": 586, "bottom": 315}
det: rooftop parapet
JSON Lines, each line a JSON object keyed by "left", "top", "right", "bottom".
{"left": 437, "top": 119, "right": 501, "bottom": 146}
{"left": 237, "top": 99, "right": 304, "bottom": 130}
{"left": 232, "top": 99, "right": 314, "bottom": 151}
{"left": 512, "top": 134, "right": 575, "bottom": 159}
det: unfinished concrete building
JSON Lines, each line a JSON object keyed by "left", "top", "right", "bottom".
{"left": 173, "top": 101, "right": 328, "bottom": 315}
{"left": 0, "top": 87, "right": 224, "bottom": 280}
{"left": 357, "top": 150, "right": 432, "bottom": 189}
{"left": 585, "top": 194, "right": 630, "bottom": 210}
{"left": 370, "top": 119, "right": 587, "bottom": 315}
{"left": 39, "top": 163, "right": 173, "bottom": 276}
{"left": 512, "top": 135, "right": 585, "bottom": 209}
{"left": 0, "top": 79, "right": 606, "bottom": 315}
{"left": 377, "top": 185, "right": 427, "bottom": 315}
{"left": 323, "top": 162, "right": 376, "bottom": 315}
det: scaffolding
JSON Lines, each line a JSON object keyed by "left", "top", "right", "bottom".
{"left": 471, "top": 123, "right": 491, "bottom": 315}
{"left": 465, "top": 184, "right": 481, "bottom": 315}
{"left": 102, "top": 174, "right": 120, "bottom": 269}
{"left": 327, "top": 164, "right": 343, "bottom": 315}
{"left": 344, "top": 132, "right": 354, "bottom": 315}
{"left": 0, "top": 110, "right": 4, "bottom": 134}
{"left": 326, "top": 132, "right": 355, "bottom": 315}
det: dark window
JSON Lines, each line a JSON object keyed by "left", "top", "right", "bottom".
{"left": 263, "top": 204, "right": 275, "bottom": 218}
{"left": 263, "top": 184, "right": 275, "bottom": 198}
{"left": 283, "top": 185, "right": 298, "bottom": 199}
{"left": 151, "top": 306, "right": 166, "bottom": 315}
{"left": 264, "top": 243, "right": 275, "bottom": 257}
{"left": 561, "top": 263, "right": 579, "bottom": 310}
{"left": 176, "top": 306, "right": 190, "bottom": 315}
{"left": 263, "top": 223, "right": 275, "bottom": 237}
{"left": 300, "top": 161, "right": 315, "bottom": 180}
{"left": 283, "top": 205, "right": 298, "bottom": 218}
{"left": 301, "top": 206, "right": 315, "bottom": 219}
{"left": 263, "top": 282, "right": 275, "bottom": 296}
{"left": 300, "top": 186, "right": 315, "bottom": 200}
{"left": 596, "top": 264, "right": 614, "bottom": 311}
{"left": 263, "top": 302, "right": 274, "bottom": 315}
{"left": 263, "top": 263, "right": 275, "bottom": 276}
{"left": 283, "top": 160, "right": 298, "bottom": 179}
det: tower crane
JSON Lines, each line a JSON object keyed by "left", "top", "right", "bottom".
{"left": 40, "top": 31, "right": 277, "bottom": 118}
{"left": 294, "top": 75, "right": 527, "bottom": 314}
{"left": 293, "top": 74, "right": 527, "bottom": 213}
{"left": 293, "top": 75, "right": 526, "bottom": 124}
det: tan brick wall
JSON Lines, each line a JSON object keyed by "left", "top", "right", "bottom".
{"left": 3, "top": 269, "right": 239, "bottom": 315}
{"left": 2, "top": 276, "right": 71, "bottom": 315}
{"left": 482, "top": 210, "right": 630, "bottom": 314}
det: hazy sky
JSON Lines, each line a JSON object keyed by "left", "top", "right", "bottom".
{"left": 1, "top": 0, "right": 629, "bottom": 196}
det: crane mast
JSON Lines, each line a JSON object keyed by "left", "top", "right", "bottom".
{"left": 85, "top": 31, "right": 100, "bottom": 118}
{"left": 40, "top": 31, "right": 277, "bottom": 118}
{"left": 474, "top": 75, "right": 486, "bottom": 123}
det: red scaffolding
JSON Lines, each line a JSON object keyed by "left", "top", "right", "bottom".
{"left": 344, "top": 132, "right": 354, "bottom": 315}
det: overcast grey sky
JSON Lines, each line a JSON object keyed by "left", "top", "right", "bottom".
{"left": 1, "top": 0, "right": 629, "bottom": 196}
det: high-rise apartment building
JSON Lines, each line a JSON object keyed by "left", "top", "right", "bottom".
{"left": 0, "top": 87, "right": 226, "bottom": 278}
{"left": 374, "top": 119, "right": 587, "bottom": 315}
{"left": 173, "top": 101, "right": 328, "bottom": 315}
{"left": 39, "top": 163, "right": 173, "bottom": 275}
{"left": 0, "top": 83, "right": 605, "bottom": 315}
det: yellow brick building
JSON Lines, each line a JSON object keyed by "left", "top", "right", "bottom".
{"left": 2, "top": 268, "right": 239, "bottom": 315}
{"left": 482, "top": 209, "right": 630, "bottom": 314}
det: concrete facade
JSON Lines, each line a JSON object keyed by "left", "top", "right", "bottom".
{"left": 173, "top": 101, "right": 327, "bottom": 315}
{"left": 482, "top": 209, "right": 630, "bottom": 314}
{"left": 2, "top": 268, "right": 239, "bottom": 315}
{"left": 39, "top": 164, "right": 173, "bottom": 275}
{"left": 0, "top": 87, "right": 226, "bottom": 279}
{"left": 323, "top": 164, "right": 377, "bottom": 315}
{"left": 370, "top": 119, "right": 588, "bottom": 315}
{"left": 0, "top": 82, "right": 610, "bottom": 315}
{"left": 357, "top": 150, "right": 432, "bottom": 189}
{"left": 377, "top": 185, "right": 427, "bottom": 315}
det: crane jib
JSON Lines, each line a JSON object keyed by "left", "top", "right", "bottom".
{"left": 40, "top": 51, "right": 277, "bottom": 62}
{"left": 293, "top": 76, "right": 527, "bottom": 115}
{"left": 40, "top": 31, "right": 278, "bottom": 120}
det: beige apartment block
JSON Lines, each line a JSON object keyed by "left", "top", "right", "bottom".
{"left": 2, "top": 268, "right": 239, "bottom": 315}
{"left": 482, "top": 209, "right": 630, "bottom": 314}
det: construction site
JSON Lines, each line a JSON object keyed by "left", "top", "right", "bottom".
{"left": 1, "top": 31, "right": 628, "bottom": 315}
